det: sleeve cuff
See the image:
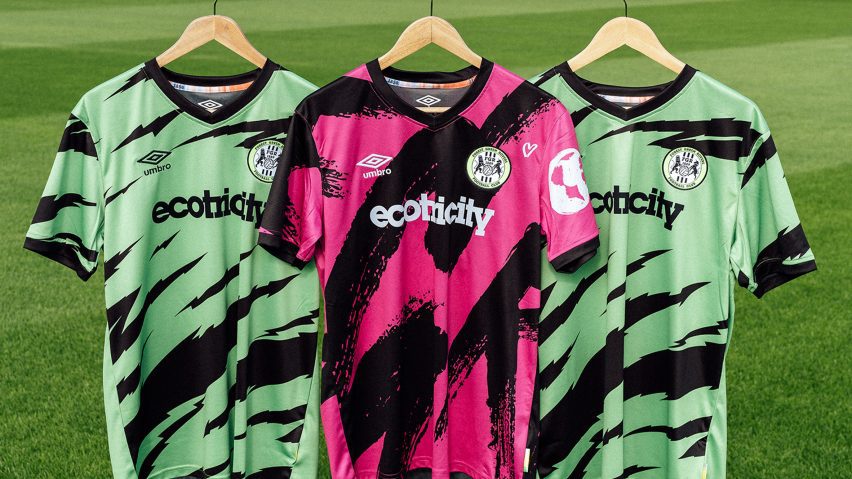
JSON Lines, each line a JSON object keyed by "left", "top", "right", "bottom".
{"left": 753, "top": 260, "right": 817, "bottom": 298}
{"left": 550, "top": 235, "right": 600, "bottom": 274}
{"left": 257, "top": 233, "right": 308, "bottom": 269}
{"left": 23, "top": 236, "right": 96, "bottom": 281}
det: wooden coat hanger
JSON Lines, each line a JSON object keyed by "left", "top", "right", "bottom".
{"left": 378, "top": 2, "right": 483, "bottom": 113}
{"left": 156, "top": 0, "right": 266, "bottom": 68}
{"left": 568, "top": 0, "right": 685, "bottom": 74}
{"left": 377, "top": 16, "right": 482, "bottom": 70}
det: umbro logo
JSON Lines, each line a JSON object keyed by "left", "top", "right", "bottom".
{"left": 138, "top": 150, "right": 171, "bottom": 175}
{"left": 198, "top": 99, "right": 224, "bottom": 112}
{"left": 415, "top": 95, "right": 441, "bottom": 107}
{"left": 138, "top": 150, "right": 171, "bottom": 165}
{"left": 357, "top": 154, "right": 393, "bottom": 169}
{"left": 356, "top": 153, "right": 394, "bottom": 179}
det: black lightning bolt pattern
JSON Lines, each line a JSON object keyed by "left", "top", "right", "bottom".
{"left": 174, "top": 118, "right": 291, "bottom": 150}
{"left": 104, "top": 176, "right": 142, "bottom": 206}
{"left": 112, "top": 109, "right": 181, "bottom": 152}
{"left": 149, "top": 230, "right": 180, "bottom": 260}
{"left": 592, "top": 118, "right": 762, "bottom": 162}
{"left": 105, "top": 67, "right": 149, "bottom": 101}
{"left": 104, "top": 236, "right": 142, "bottom": 281}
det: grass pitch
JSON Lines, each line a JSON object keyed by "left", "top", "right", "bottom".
{"left": 0, "top": 1, "right": 849, "bottom": 477}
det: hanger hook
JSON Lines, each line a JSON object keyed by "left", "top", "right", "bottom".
{"left": 213, "top": 0, "right": 218, "bottom": 15}
{"left": 623, "top": 0, "right": 628, "bottom": 17}
{"left": 430, "top": 0, "right": 434, "bottom": 16}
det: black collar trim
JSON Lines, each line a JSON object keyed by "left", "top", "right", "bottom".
{"left": 554, "top": 62, "right": 696, "bottom": 121}
{"left": 143, "top": 59, "right": 279, "bottom": 124}
{"left": 366, "top": 59, "right": 494, "bottom": 129}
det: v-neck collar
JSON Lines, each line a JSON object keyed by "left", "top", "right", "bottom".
{"left": 366, "top": 59, "right": 494, "bottom": 129}
{"left": 554, "top": 62, "right": 696, "bottom": 121}
{"left": 144, "top": 59, "right": 278, "bottom": 125}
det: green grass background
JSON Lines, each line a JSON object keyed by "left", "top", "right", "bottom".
{"left": 0, "top": 0, "right": 849, "bottom": 477}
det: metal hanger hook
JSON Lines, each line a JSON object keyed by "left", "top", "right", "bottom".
{"left": 623, "top": 0, "right": 628, "bottom": 17}
{"left": 430, "top": 0, "right": 434, "bottom": 16}
{"left": 213, "top": 0, "right": 218, "bottom": 15}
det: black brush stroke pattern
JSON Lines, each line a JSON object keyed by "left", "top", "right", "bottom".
{"left": 58, "top": 115, "right": 98, "bottom": 157}
{"left": 32, "top": 193, "right": 97, "bottom": 224}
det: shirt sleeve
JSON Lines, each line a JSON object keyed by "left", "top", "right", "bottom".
{"left": 24, "top": 101, "right": 105, "bottom": 281}
{"left": 258, "top": 110, "right": 323, "bottom": 269}
{"left": 730, "top": 108, "right": 816, "bottom": 298}
{"left": 540, "top": 109, "right": 600, "bottom": 273}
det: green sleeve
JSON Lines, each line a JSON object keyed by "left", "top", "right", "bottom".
{"left": 24, "top": 100, "right": 105, "bottom": 280}
{"left": 730, "top": 109, "right": 816, "bottom": 298}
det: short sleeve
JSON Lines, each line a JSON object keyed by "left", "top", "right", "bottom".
{"left": 730, "top": 110, "right": 816, "bottom": 298}
{"left": 24, "top": 102, "right": 105, "bottom": 281}
{"left": 258, "top": 110, "right": 323, "bottom": 269}
{"left": 539, "top": 110, "right": 600, "bottom": 273}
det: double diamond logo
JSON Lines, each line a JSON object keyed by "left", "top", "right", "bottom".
{"left": 415, "top": 95, "right": 441, "bottom": 107}
{"left": 137, "top": 150, "right": 171, "bottom": 165}
{"left": 356, "top": 153, "right": 394, "bottom": 169}
{"left": 198, "top": 99, "right": 224, "bottom": 112}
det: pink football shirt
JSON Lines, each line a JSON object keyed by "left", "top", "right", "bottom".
{"left": 259, "top": 59, "right": 599, "bottom": 479}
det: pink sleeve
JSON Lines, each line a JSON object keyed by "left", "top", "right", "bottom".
{"left": 539, "top": 110, "right": 600, "bottom": 273}
{"left": 258, "top": 111, "right": 323, "bottom": 268}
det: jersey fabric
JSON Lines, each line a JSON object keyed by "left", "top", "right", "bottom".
{"left": 529, "top": 64, "right": 816, "bottom": 479}
{"left": 258, "top": 60, "right": 600, "bottom": 479}
{"left": 24, "top": 61, "right": 321, "bottom": 479}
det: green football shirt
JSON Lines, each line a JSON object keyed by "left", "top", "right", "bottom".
{"left": 25, "top": 60, "right": 320, "bottom": 479}
{"left": 529, "top": 64, "right": 816, "bottom": 479}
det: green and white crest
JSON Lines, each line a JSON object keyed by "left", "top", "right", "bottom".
{"left": 662, "top": 147, "right": 707, "bottom": 190}
{"left": 248, "top": 139, "right": 285, "bottom": 183}
{"left": 466, "top": 146, "right": 511, "bottom": 189}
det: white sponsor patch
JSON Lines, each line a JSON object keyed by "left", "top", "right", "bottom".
{"left": 548, "top": 148, "right": 590, "bottom": 215}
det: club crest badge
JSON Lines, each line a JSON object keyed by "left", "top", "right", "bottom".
{"left": 466, "top": 146, "right": 511, "bottom": 189}
{"left": 662, "top": 147, "right": 707, "bottom": 190}
{"left": 248, "top": 140, "right": 284, "bottom": 183}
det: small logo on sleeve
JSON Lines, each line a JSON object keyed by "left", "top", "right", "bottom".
{"left": 467, "top": 146, "right": 511, "bottom": 189}
{"left": 522, "top": 142, "right": 538, "bottom": 158}
{"left": 548, "top": 148, "right": 589, "bottom": 214}
{"left": 248, "top": 140, "right": 284, "bottom": 183}
{"left": 662, "top": 147, "right": 707, "bottom": 190}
